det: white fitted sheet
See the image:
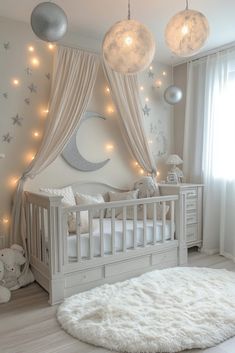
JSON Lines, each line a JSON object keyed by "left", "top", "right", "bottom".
{"left": 68, "top": 218, "right": 174, "bottom": 258}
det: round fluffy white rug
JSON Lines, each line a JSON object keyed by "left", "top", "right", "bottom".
{"left": 57, "top": 267, "right": 235, "bottom": 353}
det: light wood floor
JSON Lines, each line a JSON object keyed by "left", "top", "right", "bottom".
{"left": 1, "top": 250, "right": 235, "bottom": 353}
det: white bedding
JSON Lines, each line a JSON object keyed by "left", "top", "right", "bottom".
{"left": 68, "top": 218, "right": 174, "bottom": 258}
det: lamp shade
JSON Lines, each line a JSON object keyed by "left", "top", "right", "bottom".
{"left": 102, "top": 19, "right": 155, "bottom": 74}
{"left": 165, "top": 9, "right": 209, "bottom": 57}
{"left": 166, "top": 154, "right": 183, "bottom": 165}
{"left": 31, "top": 2, "right": 68, "bottom": 42}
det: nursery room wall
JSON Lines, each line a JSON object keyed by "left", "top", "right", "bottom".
{"left": 0, "top": 16, "right": 174, "bottom": 245}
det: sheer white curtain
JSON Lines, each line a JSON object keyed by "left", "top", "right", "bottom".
{"left": 103, "top": 61, "right": 156, "bottom": 175}
{"left": 184, "top": 48, "right": 235, "bottom": 259}
{"left": 11, "top": 45, "right": 100, "bottom": 247}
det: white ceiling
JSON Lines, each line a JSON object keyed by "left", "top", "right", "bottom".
{"left": 1, "top": 0, "right": 235, "bottom": 64}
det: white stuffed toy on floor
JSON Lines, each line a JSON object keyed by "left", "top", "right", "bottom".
{"left": 0, "top": 260, "right": 11, "bottom": 303}
{"left": 0, "top": 244, "right": 34, "bottom": 290}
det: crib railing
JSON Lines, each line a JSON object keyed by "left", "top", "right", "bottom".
{"left": 62, "top": 195, "right": 178, "bottom": 264}
{"left": 25, "top": 192, "right": 181, "bottom": 278}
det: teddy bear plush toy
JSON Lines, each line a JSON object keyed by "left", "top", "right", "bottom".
{"left": 0, "top": 260, "right": 11, "bottom": 303}
{"left": 0, "top": 244, "right": 34, "bottom": 290}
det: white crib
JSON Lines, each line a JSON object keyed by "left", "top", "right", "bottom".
{"left": 25, "top": 182, "right": 187, "bottom": 304}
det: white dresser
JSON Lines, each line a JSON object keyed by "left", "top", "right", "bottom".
{"left": 159, "top": 183, "right": 203, "bottom": 249}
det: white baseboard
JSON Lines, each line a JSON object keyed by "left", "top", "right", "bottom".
{"left": 200, "top": 248, "right": 219, "bottom": 256}
{"left": 220, "top": 251, "right": 235, "bottom": 263}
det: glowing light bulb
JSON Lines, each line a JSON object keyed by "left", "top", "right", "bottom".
{"left": 135, "top": 162, "right": 139, "bottom": 166}
{"left": 148, "top": 140, "right": 153, "bottom": 144}
{"left": 149, "top": 66, "right": 153, "bottom": 70}
{"left": 155, "top": 79, "right": 162, "bottom": 88}
{"left": 107, "top": 106, "right": 114, "bottom": 114}
{"left": 106, "top": 144, "right": 114, "bottom": 151}
{"left": 157, "top": 171, "right": 160, "bottom": 177}
{"left": 181, "top": 24, "right": 189, "bottom": 35}
{"left": 48, "top": 43, "right": 55, "bottom": 50}
{"left": 105, "top": 87, "right": 110, "bottom": 94}
{"left": 31, "top": 57, "right": 40, "bottom": 66}
{"left": 33, "top": 131, "right": 39, "bottom": 138}
{"left": 145, "top": 97, "right": 149, "bottom": 102}
{"left": 162, "top": 71, "right": 167, "bottom": 76}
{"left": 12, "top": 79, "right": 19, "bottom": 86}
{"left": 2, "top": 218, "right": 9, "bottom": 224}
{"left": 28, "top": 45, "right": 35, "bottom": 52}
{"left": 140, "top": 169, "right": 144, "bottom": 175}
{"left": 9, "top": 177, "right": 18, "bottom": 187}
{"left": 124, "top": 36, "right": 133, "bottom": 46}
{"left": 140, "top": 86, "right": 144, "bottom": 91}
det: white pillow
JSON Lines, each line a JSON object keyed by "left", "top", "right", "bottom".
{"left": 106, "top": 190, "right": 139, "bottom": 217}
{"left": 40, "top": 186, "right": 76, "bottom": 206}
{"left": 40, "top": 186, "right": 78, "bottom": 233}
{"left": 75, "top": 192, "right": 104, "bottom": 218}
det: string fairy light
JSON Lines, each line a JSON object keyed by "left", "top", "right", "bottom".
{"left": 28, "top": 45, "right": 35, "bottom": 52}
{"left": 31, "top": 57, "right": 40, "bottom": 66}
{"left": 12, "top": 78, "right": 20, "bottom": 86}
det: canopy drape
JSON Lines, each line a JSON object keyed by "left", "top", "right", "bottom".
{"left": 103, "top": 61, "right": 156, "bottom": 175}
{"left": 10, "top": 45, "right": 100, "bottom": 246}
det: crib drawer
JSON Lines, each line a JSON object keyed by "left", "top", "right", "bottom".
{"left": 65, "top": 267, "right": 103, "bottom": 288}
{"left": 105, "top": 256, "right": 150, "bottom": 278}
{"left": 186, "top": 213, "right": 197, "bottom": 225}
{"left": 185, "top": 188, "right": 197, "bottom": 199}
{"left": 152, "top": 248, "right": 177, "bottom": 266}
{"left": 186, "top": 199, "right": 197, "bottom": 211}
{"left": 186, "top": 224, "right": 198, "bottom": 242}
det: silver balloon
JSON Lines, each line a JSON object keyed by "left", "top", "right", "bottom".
{"left": 164, "top": 85, "right": 183, "bottom": 105}
{"left": 31, "top": 2, "right": 68, "bottom": 42}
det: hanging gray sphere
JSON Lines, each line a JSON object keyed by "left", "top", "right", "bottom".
{"left": 31, "top": 2, "right": 68, "bottom": 42}
{"left": 164, "top": 85, "right": 183, "bottom": 105}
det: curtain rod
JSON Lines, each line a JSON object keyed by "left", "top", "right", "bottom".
{"left": 173, "top": 40, "right": 235, "bottom": 67}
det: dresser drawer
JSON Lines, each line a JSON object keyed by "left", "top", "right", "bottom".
{"left": 186, "top": 224, "right": 198, "bottom": 242}
{"left": 186, "top": 199, "right": 197, "bottom": 211}
{"left": 186, "top": 213, "right": 197, "bottom": 225}
{"left": 185, "top": 188, "right": 197, "bottom": 199}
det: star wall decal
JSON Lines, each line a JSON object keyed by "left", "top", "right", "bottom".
{"left": 2, "top": 133, "right": 13, "bottom": 143}
{"left": 148, "top": 70, "right": 154, "bottom": 79}
{"left": 28, "top": 83, "right": 37, "bottom": 93}
{"left": 25, "top": 67, "right": 32, "bottom": 76}
{"left": 3, "top": 42, "right": 10, "bottom": 50}
{"left": 45, "top": 73, "right": 51, "bottom": 80}
{"left": 142, "top": 104, "right": 151, "bottom": 116}
{"left": 3, "top": 92, "right": 8, "bottom": 99}
{"left": 24, "top": 98, "right": 30, "bottom": 105}
{"left": 11, "top": 114, "right": 23, "bottom": 126}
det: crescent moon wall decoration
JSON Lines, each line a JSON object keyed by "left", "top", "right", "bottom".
{"left": 61, "top": 112, "right": 111, "bottom": 172}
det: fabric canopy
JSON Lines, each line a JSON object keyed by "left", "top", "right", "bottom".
{"left": 10, "top": 45, "right": 100, "bottom": 246}
{"left": 103, "top": 61, "right": 156, "bottom": 175}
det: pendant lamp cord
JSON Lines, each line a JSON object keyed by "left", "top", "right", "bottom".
{"left": 185, "top": 0, "right": 189, "bottom": 10}
{"left": 128, "top": 0, "right": 131, "bottom": 20}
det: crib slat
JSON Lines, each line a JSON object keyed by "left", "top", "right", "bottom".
{"left": 89, "top": 211, "right": 93, "bottom": 259}
{"left": 37, "top": 207, "right": 42, "bottom": 261}
{"left": 32, "top": 204, "right": 37, "bottom": 257}
{"left": 100, "top": 209, "right": 104, "bottom": 258}
{"left": 162, "top": 201, "right": 166, "bottom": 242}
{"left": 26, "top": 202, "right": 31, "bottom": 256}
{"left": 170, "top": 200, "right": 175, "bottom": 241}
{"left": 133, "top": 205, "right": 137, "bottom": 249}
{"left": 62, "top": 213, "right": 68, "bottom": 265}
{"left": 122, "top": 206, "right": 127, "bottom": 252}
{"left": 143, "top": 204, "right": 147, "bottom": 247}
{"left": 153, "top": 202, "right": 157, "bottom": 244}
{"left": 40, "top": 207, "right": 46, "bottom": 263}
{"left": 76, "top": 211, "right": 81, "bottom": 262}
{"left": 111, "top": 208, "right": 115, "bottom": 255}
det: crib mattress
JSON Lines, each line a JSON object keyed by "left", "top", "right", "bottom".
{"left": 68, "top": 218, "right": 174, "bottom": 258}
